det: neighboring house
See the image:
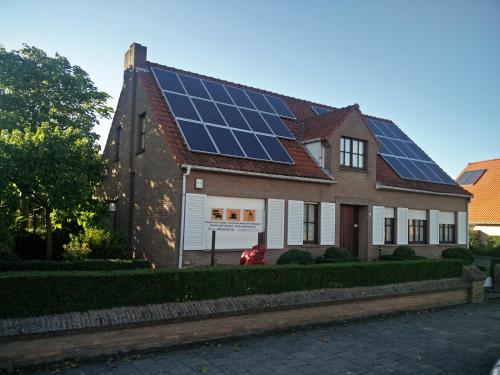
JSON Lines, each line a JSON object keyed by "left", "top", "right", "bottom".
{"left": 102, "top": 43, "right": 471, "bottom": 267}
{"left": 457, "top": 158, "right": 500, "bottom": 241}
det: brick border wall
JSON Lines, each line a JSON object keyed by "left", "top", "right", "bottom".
{"left": 0, "top": 271, "right": 483, "bottom": 369}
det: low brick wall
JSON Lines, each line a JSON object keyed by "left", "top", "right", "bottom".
{"left": 0, "top": 268, "right": 484, "bottom": 369}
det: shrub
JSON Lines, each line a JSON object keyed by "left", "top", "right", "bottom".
{"left": 490, "top": 257, "right": 500, "bottom": 280}
{"left": 441, "top": 247, "right": 474, "bottom": 264}
{"left": 63, "top": 235, "right": 91, "bottom": 261}
{"left": 0, "top": 259, "right": 465, "bottom": 318}
{"left": 276, "top": 249, "right": 314, "bottom": 265}
{"left": 392, "top": 246, "right": 416, "bottom": 259}
{"left": 0, "top": 259, "right": 151, "bottom": 272}
{"left": 324, "top": 246, "right": 351, "bottom": 259}
{"left": 0, "top": 249, "right": 19, "bottom": 262}
{"left": 62, "top": 226, "right": 125, "bottom": 260}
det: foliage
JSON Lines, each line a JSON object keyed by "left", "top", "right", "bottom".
{"left": 392, "top": 246, "right": 416, "bottom": 259}
{"left": 0, "top": 45, "right": 112, "bottom": 259}
{"left": 62, "top": 235, "right": 91, "bottom": 261}
{"left": 0, "top": 259, "right": 151, "bottom": 272}
{"left": 0, "top": 259, "right": 465, "bottom": 318}
{"left": 315, "top": 256, "right": 360, "bottom": 264}
{"left": 441, "top": 247, "right": 474, "bottom": 264}
{"left": 379, "top": 254, "right": 425, "bottom": 261}
{"left": 323, "top": 246, "right": 351, "bottom": 259}
{"left": 276, "top": 249, "right": 314, "bottom": 265}
{"left": 62, "top": 226, "right": 125, "bottom": 260}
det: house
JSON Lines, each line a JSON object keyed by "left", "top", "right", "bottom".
{"left": 457, "top": 158, "right": 500, "bottom": 242}
{"left": 102, "top": 43, "right": 471, "bottom": 267}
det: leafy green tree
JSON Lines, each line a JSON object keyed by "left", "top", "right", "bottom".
{"left": 0, "top": 45, "right": 112, "bottom": 259}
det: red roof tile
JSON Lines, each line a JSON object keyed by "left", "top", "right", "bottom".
{"left": 302, "top": 105, "right": 359, "bottom": 141}
{"left": 458, "top": 158, "right": 500, "bottom": 223}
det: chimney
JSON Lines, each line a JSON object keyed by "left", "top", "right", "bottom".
{"left": 124, "top": 43, "right": 147, "bottom": 71}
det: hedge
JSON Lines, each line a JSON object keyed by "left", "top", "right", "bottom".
{"left": 0, "top": 259, "right": 151, "bottom": 272}
{"left": 0, "top": 259, "right": 464, "bottom": 318}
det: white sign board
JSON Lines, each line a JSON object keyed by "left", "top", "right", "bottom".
{"left": 206, "top": 207, "right": 264, "bottom": 232}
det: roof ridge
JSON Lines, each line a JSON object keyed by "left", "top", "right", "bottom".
{"left": 468, "top": 157, "right": 500, "bottom": 165}
{"left": 302, "top": 104, "right": 358, "bottom": 122}
{"left": 147, "top": 61, "right": 337, "bottom": 110}
{"left": 362, "top": 113, "right": 396, "bottom": 124}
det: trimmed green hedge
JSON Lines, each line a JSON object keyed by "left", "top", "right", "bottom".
{"left": 0, "top": 259, "right": 464, "bottom": 318}
{"left": 441, "top": 247, "right": 474, "bottom": 264}
{"left": 0, "top": 259, "right": 151, "bottom": 272}
{"left": 379, "top": 255, "right": 425, "bottom": 261}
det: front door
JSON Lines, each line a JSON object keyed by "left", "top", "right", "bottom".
{"left": 340, "top": 205, "right": 359, "bottom": 257}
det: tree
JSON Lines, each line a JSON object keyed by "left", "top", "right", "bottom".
{"left": 0, "top": 45, "right": 112, "bottom": 259}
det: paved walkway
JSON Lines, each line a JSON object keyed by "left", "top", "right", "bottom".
{"left": 24, "top": 301, "right": 500, "bottom": 375}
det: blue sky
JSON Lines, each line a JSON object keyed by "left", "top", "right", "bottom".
{"left": 1, "top": 0, "right": 499, "bottom": 178}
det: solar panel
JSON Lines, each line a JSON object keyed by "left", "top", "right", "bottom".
{"left": 152, "top": 67, "right": 294, "bottom": 164}
{"left": 366, "top": 118, "right": 456, "bottom": 185}
{"left": 311, "top": 106, "right": 331, "bottom": 115}
{"left": 456, "top": 169, "right": 485, "bottom": 185}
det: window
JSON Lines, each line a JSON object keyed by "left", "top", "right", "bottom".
{"left": 385, "top": 218, "right": 395, "bottom": 244}
{"left": 340, "top": 137, "right": 366, "bottom": 169}
{"left": 408, "top": 220, "right": 427, "bottom": 244}
{"left": 138, "top": 114, "right": 146, "bottom": 152}
{"left": 303, "top": 203, "right": 318, "bottom": 243}
{"left": 439, "top": 224, "right": 455, "bottom": 244}
{"left": 114, "top": 126, "right": 121, "bottom": 161}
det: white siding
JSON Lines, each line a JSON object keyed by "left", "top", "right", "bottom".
{"left": 320, "top": 202, "right": 335, "bottom": 245}
{"left": 429, "top": 209, "right": 439, "bottom": 245}
{"left": 184, "top": 193, "right": 208, "bottom": 250}
{"left": 458, "top": 211, "right": 467, "bottom": 245}
{"left": 372, "top": 206, "right": 385, "bottom": 245}
{"left": 287, "top": 200, "right": 304, "bottom": 245}
{"left": 267, "top": 199, "right": 285, "bottom": 249}
{"left": 397, "top": 207, "right": 409, "bottom": 245}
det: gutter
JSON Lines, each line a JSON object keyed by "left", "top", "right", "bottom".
{"left": 178, "top": 166, "right": 191, "bottom": 269}
{"left": 376, "top": 183, "right": 472, "bottom": 199}
{"left": 180, "top": 164, "right": 336, "bottom": 184}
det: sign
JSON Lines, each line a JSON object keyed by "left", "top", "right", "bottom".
{"left": 207, "top": 208, "right": 264, "bottom": 232}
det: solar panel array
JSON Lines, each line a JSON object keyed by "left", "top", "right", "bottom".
{"left": 456, "top": 169, "right": 485, "bottom": 185}
{"left": 366, "top": 118, "right": 456, "bottom": 185}
{"left": 311, "top": 106, "right": 331, "bottom": 116}
{"left": 151, "top": 67, "right": 295, "bottom": 164}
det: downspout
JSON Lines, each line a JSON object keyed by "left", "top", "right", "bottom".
{"left": 178, "top": 165, "right": 191, "bottom": 269}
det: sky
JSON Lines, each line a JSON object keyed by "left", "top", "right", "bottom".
{"left": 1, "top": 0, "right": 499, "bottom": 178}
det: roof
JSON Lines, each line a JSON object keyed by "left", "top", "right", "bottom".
{"left": 141, "top": 60, "right": 468, "bottom": 194}
{"left": 458, "top": 158, "right": 500, "bottom": 223}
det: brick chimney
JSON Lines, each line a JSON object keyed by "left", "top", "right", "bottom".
{"left": 124, "top": 43, "right": 147, "bottom": 71}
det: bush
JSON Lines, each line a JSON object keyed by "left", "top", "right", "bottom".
{"left": 276, "top": 249, "right": 314, "bottom": 265}
{"left": 0, "top": 249, "right": 19, "bottom": 262}
{"left": 62, "top": 226, "right": 125, "bottom": 260}
{"left": 392, "top": 246, "right": 416, "bottom": 259}
{"left": 441, "top": 247, "right": 474, "bottom": 264}
{"left": 379, "top": 254, "right": 424, "bottom": 261}
{"left": 0, "top": 259, "right": 151, "bottom": 272}
{"left": 324, "top": 246, "right": 351, "bottom": 259}
{"left": 0, "top": 259, "right": 465, "bottom": 318}
{"left": 490, "top": 257, "right": 500, "bottom": 280}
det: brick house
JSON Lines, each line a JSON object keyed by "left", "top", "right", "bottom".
{"left": 102, "top": 43, "right": 471, "bottom": 267}
{"left": 457, "top": 158, "right": 500, "bottom": 241}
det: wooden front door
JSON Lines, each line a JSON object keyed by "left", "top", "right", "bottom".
{"left": 340, "top": 205, "right": 359, "bottom": 257}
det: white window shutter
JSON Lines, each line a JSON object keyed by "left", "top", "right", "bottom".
{"left": 372, "top": 206, "right": 385, "bottom": 245}
{"left": 267, "top": 199, "right": 285, "bottom": 249}
{"left": 287, "top": 200, "right": 304, "bottom": 245}
{"left": 397, "top": 207, "right": 408, "bottom": 245}
{"left": 183, "top": 193, "right": 207, "bottom": 250}
{"left": 457, "top": 211, "right": 467, "bottom": 245}
{"left": 320, "top": 202, "right": 335, "bottom": 245}
{"left": 429, "top": 210, "right": 439, "bottom": 245}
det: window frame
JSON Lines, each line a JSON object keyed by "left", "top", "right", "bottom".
{"left": 439, "top": 223, "right": 456, "bottom": 244}
{"left": 303, "top": 203, "right": 318, "bottom": 244}
{"left": 408, "top": 219, "right": 427, "bottom": 244}
{"left": 384, "top": 217, "right": 395, "bottom": 244}
{"left": 340, "top": 136, "right": 367, "bottom": 170}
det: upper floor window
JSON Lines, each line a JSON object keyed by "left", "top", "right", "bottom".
{"left": 114, "top": 126, "right": 122, "bottom": 161}
{"left": 138, "top": 113, "right": 146, "bottom": 152}
{"left": 340, "top": 137, "right": 366, "bottom": 169}
{"left": 303, "top": 203, "right": 318, "bottom": 243}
